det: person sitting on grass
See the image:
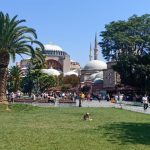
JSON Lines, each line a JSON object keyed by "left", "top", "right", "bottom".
{"left": 83, "top": 112, "right": 92, "bottom": 121}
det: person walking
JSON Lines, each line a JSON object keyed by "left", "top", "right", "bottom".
{"left": 11, "top": 92, "right": 15, "bottom": 103}
{"left": 32, "top": 93, "right": 36, "bottom": 101}
{"left": 142, "top": 95, "right": 149, "bottom": 110}
{"left": 79, "top": 92, "right": 85, "bottom": 107}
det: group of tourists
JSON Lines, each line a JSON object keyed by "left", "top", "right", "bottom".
{"left": 30, "top": 91, "right": 78, "bottom": 103}
{"left": 8, "top": 90, "right": 22, "bottom": 103}
{"left": 7, "top": 89, "right": 150, "bottom": 111}
{"left": 109, "top": 93, "right": 150, "bottom": 110}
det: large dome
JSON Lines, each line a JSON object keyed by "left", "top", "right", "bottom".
{"left": 41, "top": 69, "right": 60, "bottom": 76}
{"left": 44, "top": 44, "right": 63, "bottom": 51}
{"left": 84, "top": 60, "right": 107, "bottom": 70}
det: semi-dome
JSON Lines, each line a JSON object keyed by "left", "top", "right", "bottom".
{"left": 95, "top": 72, "right": 103, "bottom": 79}
{"left": 84, "top": 60, "right": 107, "bottom": 70}
{"left": 64, "top": 71, "right": 78, "bottom": 76}
{"left": 87, "top": 71, "right": 103, "bottom": 81}
{"left": 44, "top": 44, "right": 63, "bottom": 51}
{"left": 88, "top": 73, "right": 98, "bottom": 81}
{"left": 41, "top": 69, "right": 60, "bottom": 76}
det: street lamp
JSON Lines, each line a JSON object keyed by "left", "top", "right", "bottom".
{"left": 78, "top": 83, "right": 82, "bottom": 107}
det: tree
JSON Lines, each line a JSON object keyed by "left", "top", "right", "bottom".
{"left": 63, "top": 75, "right": 80, "bottom": 88}
{"left": 30, "top": 48, "right": 46, "bottom": 70}
{"left": 100, "top": 14, "right": 150, "bottom": 61}
{"left": 9, "top": 66, "right": 22, "bottom": 92}
{"left": 20, "top": 66, "right": 34, "bottom": 96}
{"left": 20, "top": 50, "right": 46, "bottom": 95}
{"left": 38, "top": 74, "right": 56, "bottom": 92}
{"left": 0, "top": 12, "right": 44, "bottom": 102}
{"left": 29, "top": 49, "right": 46, "bottom": 93}
{"left": 100, "top": 14, "right": 150, "bottom": 91}
{"left": 81, "top": 84, "right": 91, "bottom": 94}
{"left": 61, "top": 84, "right": 71, "bottom": 92}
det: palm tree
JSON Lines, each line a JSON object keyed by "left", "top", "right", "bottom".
{"left": 9, "top": 66, "right": 22, "bottom": 92}
{"left": 31, "top": 48, "right": 46, "bottom": 69}
{"left": 29, "top": 48, "right": 46, "bottom": 93}
{"left": 0, "top": 12, "right": 44, "bottom": 102}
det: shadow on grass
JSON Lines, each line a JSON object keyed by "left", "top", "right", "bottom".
{"left": 97, "top": 122, "right": 150, "bottom": 145}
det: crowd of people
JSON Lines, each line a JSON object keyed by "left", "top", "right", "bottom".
{"left": 8, "top": 90, "right": 78, "bottom": 103}
{"left": 108, "top": 93, "right": 150, "bottom": 110}
{"left": 7, "top": 90, "right": 150, "bottom": 110}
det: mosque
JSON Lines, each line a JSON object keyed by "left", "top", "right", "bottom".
{"left": 17, "top": 43, "right": 80, "bottom": 76}
{"left": 80, "top": 33, "right": 107, "bottom": 94}
{"left": 17, "top": 34, "right": 108, "bottom": 95}
{"left": 41, "top": 43, "right": 80, "bottom": 76}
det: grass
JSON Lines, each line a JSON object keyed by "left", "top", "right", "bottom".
{"left": 0, "top": 104, "right": 150, "bottom": 150}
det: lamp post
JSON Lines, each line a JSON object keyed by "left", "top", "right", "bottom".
{"left": 78, "top": 84, "right": 82, "bottom": 107}
{"left": 79, "top": 96, "right": 82, "bottom": 107}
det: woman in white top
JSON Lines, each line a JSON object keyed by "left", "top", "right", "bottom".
{"left": 142, "top": 95, "right": 148, "bottom": 110}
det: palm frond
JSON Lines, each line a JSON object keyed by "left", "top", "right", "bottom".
{"left": 0, "top": 12, "right": 43, "bottom": 63}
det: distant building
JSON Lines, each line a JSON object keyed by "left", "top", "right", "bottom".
{"left": 70, "top": 60, "right": 80, "bottom": 71}
{"left": 80, "top": 33, "right": 107, "bottom": 94}
{"left": 103, "top": 61, "right": 121, "bottom": 93}
{"left": 103, "top": 61, "right": 139, "bottom": 95}
{"left": 17, "top": 43, "right": 80, "bottom": 76}
{"left": 16, "top": 59, "right": 31, "bottom": 76}
{"left": 44, "top": 43, "right": 70, "bottom": 73}
{"left": 81, "top": 60, "right": 106, "bottom": 82}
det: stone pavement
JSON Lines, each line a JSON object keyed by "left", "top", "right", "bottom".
{"left": 76, "top": 100, "right": 150, "bottom": 114}
{"left": 22, "top": 99, "right": 150, "bottom": 114}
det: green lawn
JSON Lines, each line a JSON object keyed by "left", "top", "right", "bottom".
{"left": 0, "top": 104, "right": 150, "bottom": 150}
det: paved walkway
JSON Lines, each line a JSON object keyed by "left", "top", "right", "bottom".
{"left": 18, "top": 99, "right": 150, "bottom": 114}
{"left": 76, "top": 100, "right": 150, "bottom": 114}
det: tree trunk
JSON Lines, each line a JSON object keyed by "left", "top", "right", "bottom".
{"left": 0, "top": 67, "right": 8, "bottom": 101}
{"left": 0, "top": 51, "right": 9, "bottom": 102}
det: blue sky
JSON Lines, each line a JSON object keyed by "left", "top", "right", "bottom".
{"left": 1, "top": 0, "right": 150, "bottom": 67}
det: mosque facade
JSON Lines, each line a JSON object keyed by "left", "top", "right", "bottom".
{"left": 17, "top": 43, "right": 80, "bottom": 76}
{"left": 103, "top": 61, "right": 121, "bottom": 90}
{"left": 44, "top": 44, "right": 70, "bottom": 73}
{"left": 16, "top": 36, "right": 120, "bottom": 95}
{"left": 80, "top": 33, "right": 107, "bottom": 94}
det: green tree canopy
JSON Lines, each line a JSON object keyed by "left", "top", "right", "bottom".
{"left": 100, "top": 14, "right": 150, "bottom": 61}
{"left": 30, "top": 48, "right": 46, "bottom": 70}
{"left": 100, "top": 14, "right": 150, "bottom": 91}
{"left": 63, "top": 75, "right": 80, "bottom": 88}
{"left": 38, "top": 74, "right": 56, "bottom": 92}
{"left": 9, "top": 66, "right": 22, "bottom": 92}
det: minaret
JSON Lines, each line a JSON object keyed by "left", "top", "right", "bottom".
{"left": 89, "top": 43, "right": 92, "bottom": 61}
{"left": 94, "top": 32, "right": 99, "bottom": 60}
